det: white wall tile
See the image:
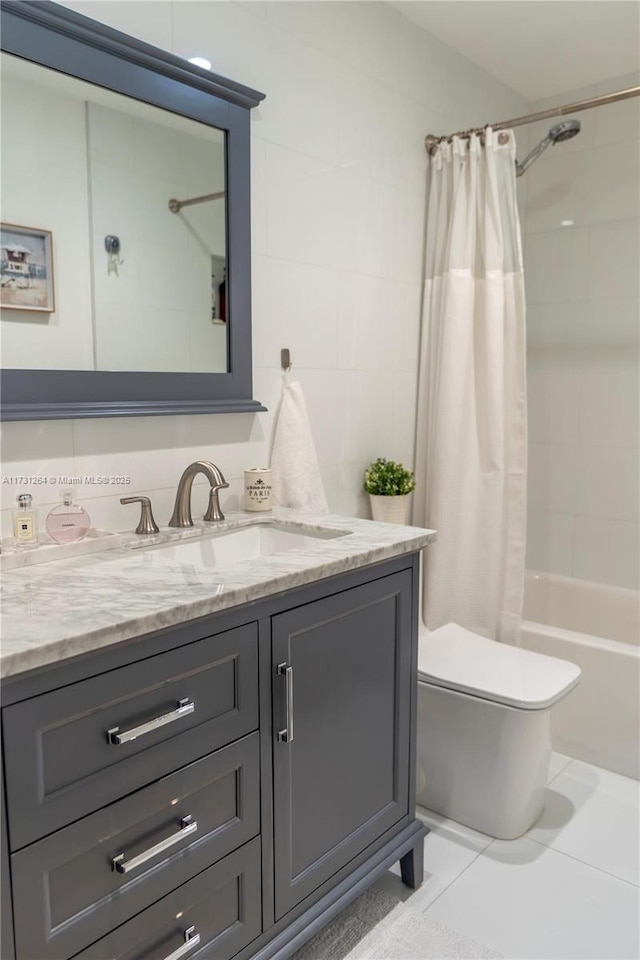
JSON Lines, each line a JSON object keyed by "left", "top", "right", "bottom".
{"left": 337, "top": 272, "right": 397, "bottom": 371}
{"left": 338, "top": 63, "right": 392, "bottom": 175}
{"left": 339, "top": 369, "right": 396, "bottom": 465}
{"left": 0, "top": 421, "right": 76, "bottom": 512}
{"left": 171, "top": 1, "right": 276, "bottom": 94}
{"left": 264, "top": 142, "right": 360, "bottom": 271}
{"left": 588, "top": 219, "right": 640, "bottom": 302}
{"left": 524, "top": 75, "right": 639, "bottom": 588}
{"left": 579, "top": 370, "right": 640, "bottom": 448}
{"left": 251, "top": 137, "right": 268, "bottom": 256}
{"left": 586, "top": 143, "right": 640, "bottom": 226}
{"left": 526, "top": 509, "right": 575, "bottom": 577}
{"left": 354, "top": 179, "right": 399, "bottom": 281}
{"left": 390, "top": 371, "right": 418, "bottom": 464}
{"left": 252, "top": 256, "right": 339, "bottom": 370}
{"left": 580, "top": 445, "right": 639, "bottom": 522}
{"left": 527, "top": 299, "right": 639, "bottom": 358}
{"left": 523, "top": 227, "right": 589, "bottom": 305}
{"left": 527, "top": 443, "right": 583, "bottom": 514}
{"left": 574, "top": 516, "right": 639, "bottom": 589}
{"left": 59, "top": 1, "right": 173, "bottom": 50}
{"left": 527, "top": 372, "right": 581, "bottom": 444}
{"left": 523, "top": 151, "right": 592, "bottom": 235}
{"left": 336, "top": 460, "right": 369, "bottom": 520}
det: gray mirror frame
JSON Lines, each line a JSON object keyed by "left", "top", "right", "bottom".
{"left": 0, "top": 0, "right": 266, "bottom": 420}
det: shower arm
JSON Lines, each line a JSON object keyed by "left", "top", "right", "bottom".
{"left": 515, "top": 137, "right": 552, "bottom": 177}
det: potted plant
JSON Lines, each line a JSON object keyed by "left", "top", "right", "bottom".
{"left": 363, "top": 458, "right": 416, "bottom": 525}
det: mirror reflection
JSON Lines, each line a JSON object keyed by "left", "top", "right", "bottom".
{"left": 0, "top": 53, "right": 228, "bottom": 374}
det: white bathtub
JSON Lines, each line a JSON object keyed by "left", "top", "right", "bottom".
{"left": 521, "top": 571, "right": 639, "bottom": 779}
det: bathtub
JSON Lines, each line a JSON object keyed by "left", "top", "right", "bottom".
{"left": 520, "top": 570, "right": 639, "bottom": 779}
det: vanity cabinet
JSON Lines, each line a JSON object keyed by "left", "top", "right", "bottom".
{"left": 0, "top": 554, "right": 426, "bottom": 960}
{"left": 272, "top": 572, "right": 412, "bottom": 919}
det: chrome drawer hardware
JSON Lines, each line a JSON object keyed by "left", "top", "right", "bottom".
{"left": 107, "top": 698, "right": 195, "bottom": 745}
{"left": 277, "top": 662, "right": 294, "bottom": 743}
{"left": 160, "top": 926, "right": 201, "bottom": 960}
{"left": 111, "top": 815, "right": 198, "bottom": 874}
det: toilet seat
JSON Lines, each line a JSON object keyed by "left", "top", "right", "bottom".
{"left": 418, "top": 622, "right": 581, "bottom": 710}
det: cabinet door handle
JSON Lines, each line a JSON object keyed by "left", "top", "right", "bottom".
{"left": 107, "top": 698, "right": 195, "bottom": 745}
{"left": 111, "top": 815, "right": 198, "bottom": 874}
{"left": 277, "top": 662, "right": 294, "bottom": 743}
{"left": 159, "top": 926, "right": 201, "bottom": 960}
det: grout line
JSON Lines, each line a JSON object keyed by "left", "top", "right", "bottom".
{"left": 545, "top": 755, "right": 574, "bottom": 787}
{"left": 524, "top": 836, "right": 640, "bottom": 889}
{"left": 419, "top": 839, "right": 496, "bottom": 914}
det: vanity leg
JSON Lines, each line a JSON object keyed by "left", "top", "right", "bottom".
{"left": 400, "top": 838, "right": 424, "bottom": 889}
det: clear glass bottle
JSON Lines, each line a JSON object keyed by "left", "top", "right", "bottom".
{"left": 12, "top": 493, "right": 38, "bottom": 548}
{"left": 46, "top": 490, "right": 91, "bottom": 543}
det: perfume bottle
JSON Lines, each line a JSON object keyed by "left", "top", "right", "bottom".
{"left": 46, "top": 490, "right": 91, "bottom": 543}
{"left": 12, "top": 493, "right": 38, "bottom": 548}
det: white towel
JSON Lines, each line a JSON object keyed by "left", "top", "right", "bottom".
{"left": 270, "top": 377, "right": 329, "bottom": 512}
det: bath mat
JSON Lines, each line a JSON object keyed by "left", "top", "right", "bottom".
{"left": 292, "top": 885, "right": 503, "bottom": 960}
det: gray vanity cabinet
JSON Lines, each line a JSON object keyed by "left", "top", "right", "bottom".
{"left": 0, "top": 554, "right": 426, "bottom": 960}
{"left": 272, "top": 571, "right": 412, "bottom": 918}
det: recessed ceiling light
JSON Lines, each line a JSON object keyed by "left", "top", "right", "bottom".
{"left": 188, "top": 57, "right": 211, "bottom": 71}
{"left": 561, "top": 219, "right": 574, "bottom": 227}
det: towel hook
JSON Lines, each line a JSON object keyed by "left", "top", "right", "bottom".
{"left": 281, "top": 348, "right": 292, "bottom": 371}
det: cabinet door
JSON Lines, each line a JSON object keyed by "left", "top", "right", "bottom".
{"left": 272, "top": 570, "right": 412, "bottom": 919}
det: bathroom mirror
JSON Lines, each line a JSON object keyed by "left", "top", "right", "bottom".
{"left": 0, "top": 0, "right": 266, "bottom": 419}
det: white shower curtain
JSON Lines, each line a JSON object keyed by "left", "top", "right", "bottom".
{"left": 413, "top": 129, "right": 527, "bottom": 643}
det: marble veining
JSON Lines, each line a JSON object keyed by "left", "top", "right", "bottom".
{"left": 0, "top": 510, "right": 436, "bottom": 679}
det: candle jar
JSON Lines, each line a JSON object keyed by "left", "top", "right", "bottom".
{"left": 244, "top": 468, "right": 273, "bottom": 512}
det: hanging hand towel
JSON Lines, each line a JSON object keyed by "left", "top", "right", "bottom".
{"left": 270, "top": 377, "right": 329, "bottom": 512}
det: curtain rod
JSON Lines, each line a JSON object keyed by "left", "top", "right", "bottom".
{"left": 168, "top": 190, "right": 225, "bottom": 213}
{"left": 424, "top": 85, "right": 640, "bottom": 154}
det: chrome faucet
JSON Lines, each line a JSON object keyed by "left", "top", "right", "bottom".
{"left": 168, "top": 460, "right": 229, "bottom": 528}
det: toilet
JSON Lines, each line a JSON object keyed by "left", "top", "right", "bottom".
{"left": 416, "top": 622, "right": 581, "bottom": 839}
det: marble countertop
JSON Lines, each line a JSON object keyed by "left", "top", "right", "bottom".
{"left": 0, "top": 510, "right": 436, "bottom": 679}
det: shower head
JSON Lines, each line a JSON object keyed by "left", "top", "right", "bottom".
{"left": 515, "top": 118, "right": 581, "bottom": 177}
{"left": 548, "top": 119, "right": 581, "bottom": 143}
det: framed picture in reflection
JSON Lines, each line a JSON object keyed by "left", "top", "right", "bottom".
{"left": 0, "top": 223, "right": 55, "bottom": 313}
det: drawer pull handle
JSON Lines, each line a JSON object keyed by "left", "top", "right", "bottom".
{"left": 277, "top": 662, "right": 294, "bottom": 744}
{"left": 107, "top": 698, "right": 195, "bottom": 745}
{"left": 160, "top": 926, "right": 201, "bottom": 960}
{"left": 112, "top": 815, "right": 198, "bottom": 874}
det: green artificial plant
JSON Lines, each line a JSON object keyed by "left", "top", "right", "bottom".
{"left": 363, "top": 458, "right": 416, "bottom": 497}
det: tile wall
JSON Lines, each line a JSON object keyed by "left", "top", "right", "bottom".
{"left": 1, "top": 1, "right": 528, "bottom": 536}
{"left": 521, "top": 73, "right": 639, "bottom": 589}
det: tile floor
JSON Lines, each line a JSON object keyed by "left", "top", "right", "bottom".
{"left": 372, "top": 754, "right": 640, "bottom": 959}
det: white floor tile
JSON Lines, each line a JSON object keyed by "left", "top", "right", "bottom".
{"left": 547, "top": 751, "right": 572, "bottom": 785}
{"left": 527, "top": 759, "right": 640, "bottom": 885}
{"left": 424, "top": 837, "right": 640, "bottom": 959}
{"left": 372, "top": 808, "right": 492, "bottom": 910}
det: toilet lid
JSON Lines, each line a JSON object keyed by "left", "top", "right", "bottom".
{"left": 418, "top": 622, "right": 581, "bottom": 710}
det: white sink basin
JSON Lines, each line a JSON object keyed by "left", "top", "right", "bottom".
{"left": 130, "top": 523, "right": 347, "bottom": 570}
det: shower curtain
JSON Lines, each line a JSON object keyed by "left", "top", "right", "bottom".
{"left": 413, "top": 129, "right": 527, "bottom": 643}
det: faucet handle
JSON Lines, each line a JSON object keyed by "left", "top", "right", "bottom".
{"left": 120, "top": 496, "right": 160, "bottom": 535}
{"left": 203, "top": 480, "right": 229, "bottom": 523}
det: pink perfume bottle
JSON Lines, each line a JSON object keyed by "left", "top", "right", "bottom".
{"left": 46, "top": 490, "right": 91, "bottom": 543}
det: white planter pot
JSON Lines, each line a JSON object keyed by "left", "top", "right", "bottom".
{"left": 369, "top": 494, "right": 410, "bottom": 525}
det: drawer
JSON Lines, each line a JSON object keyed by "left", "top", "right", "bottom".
{"left": 11, "top": 733, "right": 260, "bottom": 960}
{"left": 3, "top": 621, "right": 258, "bottom": 849}
{"left": 74, "top": 836, "right": 262, "bottom": 960}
